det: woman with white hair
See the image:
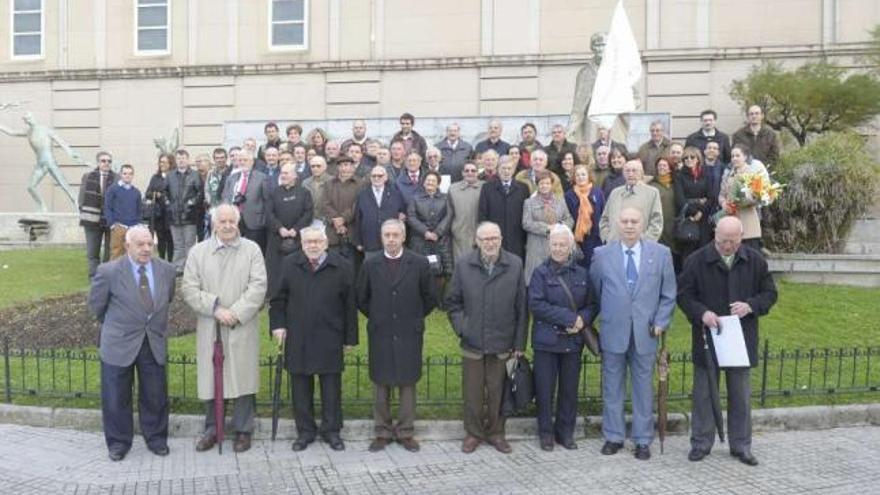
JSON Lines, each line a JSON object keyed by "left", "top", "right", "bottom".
{"left": 528, "top": 223, "right": 591, "bottom": 452}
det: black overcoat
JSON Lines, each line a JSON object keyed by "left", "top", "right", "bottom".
{"left": 356, "top": 250, "right": 437, "bottom": 385}
{"left": 269, "top": 251, "right": 358, "bottom": 374}
{"left": 477, "top": 179, "right": 529, "bottom": 259}
{"left": 677, "top": 243, "right": 777, "bottom": 368}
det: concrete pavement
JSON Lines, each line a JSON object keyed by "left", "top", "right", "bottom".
{"left": 0, "top": 423, "right": 878, "bottom": 494}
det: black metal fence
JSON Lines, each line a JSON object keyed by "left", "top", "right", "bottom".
{"left": 3, "top": 338, "right": 879, "bottom": 409}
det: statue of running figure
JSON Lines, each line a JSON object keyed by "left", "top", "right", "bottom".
{"left": 0, "top": 112, "right": 88, "bottom": 212}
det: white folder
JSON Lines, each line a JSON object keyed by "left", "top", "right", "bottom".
{"left": 711, "top": 315, "right": 750, "bottom": 368}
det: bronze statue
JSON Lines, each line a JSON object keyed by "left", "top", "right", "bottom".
{"left": 567, "top": 33, "right": 607, "bottom": 145}
{"left": 0, "top": 111, "right": 88, "bottom": 212}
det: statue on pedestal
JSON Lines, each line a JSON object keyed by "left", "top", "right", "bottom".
{"left": 567, "top": 33, "right": 607, "bottom": 145}
{"left": 0, "top": 111, "right": 88, "bottom": 212}
{"left": 153, "top": 128, "right": 180, "bottom": 157}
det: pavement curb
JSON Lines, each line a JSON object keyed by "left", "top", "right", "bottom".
{"left": 1, "top": 402, "right": 878, "bottom": 441}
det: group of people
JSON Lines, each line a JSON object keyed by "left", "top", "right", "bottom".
{"left": 86, "top": 109, "right": 778, "bottom": 467}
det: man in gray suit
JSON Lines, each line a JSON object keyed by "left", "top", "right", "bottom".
{"left": 224, "top": 149, "right": 270, "bottom": 255}
{"left": 589, "top": 207, "right": 676, "bottom": 460}
{"left": 88, "top": 225, "right": 177, "bottom": 461}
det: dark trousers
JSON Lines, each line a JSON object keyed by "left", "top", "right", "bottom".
{"left": 691, "top": 365, "right": 752, "bottom": 454}
{"left": 100, "top": 337, "right": 168, "bottom": 453}
{"left": 84, "top": 225, "right": 111, "bottom": 278}
{"left": 153, "top": 225, "right": 174, "bottom": 262}
{"left": 373, "top": 383, "right": 417, "bottom": 440}
{"left": 462, "top": 354, "right": 507, "bottom": 441}
{"left": 202, "top": 394, "right": 256, "bottom": 436}
{"left": 533, "top": 350, "right": 582, "bottom": 441}
{"left": 240, "top": 225, "right": 267, "bottom": 255}
{"left": 291, "top": 373, "right": 342, "bottom": 440}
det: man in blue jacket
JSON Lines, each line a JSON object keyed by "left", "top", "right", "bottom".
{"left": 104, "top": 164, "right": 143, "bottom": 260}
{"left": 355, "top": 165, "right": 407, "bottom": 260}
{"left": 590, "top": 207, "right": 676, "bottom": 461}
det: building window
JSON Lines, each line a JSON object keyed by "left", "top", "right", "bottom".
{"left": 11, "top": 0, "right": 44, "bottom": 59}
{"left": 136, "top": 0, "right": 170, "bottom": 55}
{"left": 269, "top": 0, "right": 308, "bottom": 51}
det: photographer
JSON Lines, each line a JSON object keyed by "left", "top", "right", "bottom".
{"left": 165, "top": 149, "right": 202, "bottom": 275}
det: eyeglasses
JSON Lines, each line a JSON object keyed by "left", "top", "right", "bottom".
{"left": 463, "top": 169, "right": 477, "bottom": 173}
{"left": 370, "top": 174, "right": 386, "bottom": 178}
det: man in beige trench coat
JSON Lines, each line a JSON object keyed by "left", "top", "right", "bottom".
{"left": 182, "top": 204, "right": 267, "bottom": 453}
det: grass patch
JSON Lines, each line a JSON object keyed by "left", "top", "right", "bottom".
{"left": 0, "top": 248, "right": 878, "bottom": 419}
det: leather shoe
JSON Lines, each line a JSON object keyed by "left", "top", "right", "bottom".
{"left": 398, "top": 437, "right": 420, "bottom": 453}
{"left": 461, "top": 435, "right": 480, "bottom": 454}
{"left": 195, "top": 435, "right": 216, "bottom": 452}
{"left": 324, "top": 435, "right": 345, "bottom": 451}
{"left": 634, "top": 444, "right": 651, "bottom": 461}
{"left": 688, "top": 448, "right": 710, "bottom": 462}
{"left": 368, "top": 437, "right": 391, "bottom": 452}
{"left": 539, "top": 436, "right": 554, "bottom": 451}
{"left": 490, "top": 438, "right": 512, "bottom": 454}
{"left": 731, "top": 450, "right": 759, "bottom": 466}
{"left": 600, "top": 441, "right": 624, "bottom": 455}
{"left": 556, "top": 437, "right": 578, "bottom": 450}
{"left": 233, "top": 433, "right": 251, "bottom": 453}
{"left": 149, "top": 445, "right": 170, "bottom": 456}
{"left": 292, "top": 437, "right": 314, "bottom": 452}
{"left": 108, "top": 449, "right": 127, "bottom": 462}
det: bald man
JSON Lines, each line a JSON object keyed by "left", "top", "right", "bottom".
{"left": 677, "top": 216, "right": 777, "bottom": 466}
{"left": 89, "top": 225, "right": 177, "bottom": 461}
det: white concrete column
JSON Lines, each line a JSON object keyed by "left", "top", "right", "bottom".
{"left": 527, "top": 0, "right": 540, "bottom": 54}
{"left": 371, "top": 0, "right": 385, "bottom": 59}
{"left": 58, "top": 0, "right": 68, "bottom": 69}
{"left": 646, "top": 0, "right": 660, "bottom": 50}
{"left": 94, "top": 0, "right": 106, "bottom": 68}
{"left": 227, "top": 0, "right": 238, "bottom": 64}
{"left": 188, "top": 0, "right": 198, "bottom": 64}
{"left": 329, "top": 0, "right": 341, "bottom": 60}
{"left": 696, "top": 0, "right": 710, "bottom": 48}
{"left": 822, "top": 0, "right": 838, "bottom": 45}
{"left": 481, "top": 0, "right": 494, "bottom": 56}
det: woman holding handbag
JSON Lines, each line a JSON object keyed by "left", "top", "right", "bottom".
{"left": 528, "top": 224, "right": 593, "bottom": 452}
{"left": 673, "top": 147, "right": 713, "bottom": 264}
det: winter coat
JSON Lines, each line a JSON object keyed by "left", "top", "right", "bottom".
{"left": 677, "top": 243, "right": 778, "bottom": 368}
{"left": 477, "top": 179, "right": 529, "bottom": 259}
{"left": 322, "top": 175, "right": 361, "bottom": 247}
{"left": 528, "top": 259, "right": 590, "bottom": 354}
{"left": 165, "top": 168, "right": 202, "bottom": 226}
{"left": 268, "top": 251, "right": 358, "bottom": 375}
{"left": 564, "top": 186, "right": 605, "bottom": 269}
{"left": 407, "top": 190, "right": 453, "bottom": 276}
{"left": 265, "top": 184, "right": 313, "bottom": 295}
{"left": 522, "top": 194, "right": 573, "bottom": 285}
{"left": 354, "top": 185, "right": 407, "bottom": 252}
{"left": 447, "top": 180, "right": 484, "bottom": 262}
{"left": 181, "top": 236, "right": 267, "bottom": 399}
{"left": 436, "top": 139, "right": 473, "bottom": 182}
{"left": 356, "top": 250, "right": 437, "bottom": 385}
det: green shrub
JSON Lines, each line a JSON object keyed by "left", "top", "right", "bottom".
{"left": 764, "top": 132, "right": 880, "bottom": 253}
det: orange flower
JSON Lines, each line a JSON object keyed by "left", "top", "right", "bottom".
{"left": 749, "top": 175, "right": 764, "bottom": 196}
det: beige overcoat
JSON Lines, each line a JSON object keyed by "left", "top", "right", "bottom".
{"left": 181, "top": 236, "right": 267, "bottom": 400}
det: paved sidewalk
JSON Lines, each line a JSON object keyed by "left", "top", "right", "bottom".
{"left": 0, "top": 424, "right": 877, "bottom": 494}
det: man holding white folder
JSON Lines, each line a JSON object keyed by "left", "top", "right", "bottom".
{"left": 677, "top": 216, "right": 777, "bottom": 466}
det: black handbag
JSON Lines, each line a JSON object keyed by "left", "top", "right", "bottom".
{"left": 556, "top": 274, "right": 601, "bottom": 357}
{"left": 501, "top": 355, "right": 534, "bottom": 417}
{"left": 674, "top": 215, "right": 701, "bottom": 243}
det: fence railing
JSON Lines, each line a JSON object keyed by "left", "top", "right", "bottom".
{"left": 2, "top": 338, "right": 879, "bottom": 410}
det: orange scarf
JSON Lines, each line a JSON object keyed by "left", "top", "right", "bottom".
{"left": 573, "top": 182, "right": 594, "bottom": 243}
{"left": 656, "top": 172, "right": 673, "bottom": 187}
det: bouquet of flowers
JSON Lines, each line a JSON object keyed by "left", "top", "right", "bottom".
{"left": 715, "top": 172, "right": 783, "bottom": 221}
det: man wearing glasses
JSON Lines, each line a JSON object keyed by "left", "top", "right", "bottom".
{"left": 445, "top": 221, "right": 527, "bottom": 454}
{"left": 79, "top": 151, "right": 117, "bottom": 279}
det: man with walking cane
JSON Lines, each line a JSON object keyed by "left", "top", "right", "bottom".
{"left": 182, "top": 204, "right": 267, "bottom": 454}
{"left": 677, "top": 216, "right": 777, "bottom": 466}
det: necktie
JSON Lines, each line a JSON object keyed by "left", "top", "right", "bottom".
{"left": 309, "top": 259, "right": 319, "bottom": 272}
{"left": 625, "top": 249, "right": 638, "bottom": 293}
{"left": 503, "top": 182, "right": 510, "bottom": 195}
{"left": 138, "top": 265, "right": 154, "bottom": 312}
{"left": 410, "top": 172, "right": 418, "bottom": 184}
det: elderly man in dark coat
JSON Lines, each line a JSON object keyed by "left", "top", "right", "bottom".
{"left": 477, "top": 157, "right": 529, "bottom": 259}
{"left": 445, "top": 221, "right": 527, "bottom": 455}
{"left": 269, "top": 225, "right": 358, "bottom": 452}
{"left": 677, "top": 216, "right": 777, "bottom": 467}
{"left": 357, "top": 219, "right": 437, "bottom": 453}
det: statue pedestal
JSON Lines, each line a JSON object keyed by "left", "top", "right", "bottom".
{"left": 0, "top": 213, "right": 83, "bottom": 246}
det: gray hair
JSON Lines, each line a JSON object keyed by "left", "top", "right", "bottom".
{"left": 532, "top": 149, "right": 548, "bottom": 160}
{"left": 124, "top": 225, "right": 153, "bottom": 244}
{"left": 381, "top": 218, "right": 406, "bottom": 235}
{"left": 548, "top": 223, "right": 575, "bottom": 245}
{"left": 475, "top": 221, "right": 501, "bottom": 240}
{"left": 211, "top": 203, "right": 241, "bottom": 225}
{"left": 300, "top": 224, "right": 328, "bottom": 241}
